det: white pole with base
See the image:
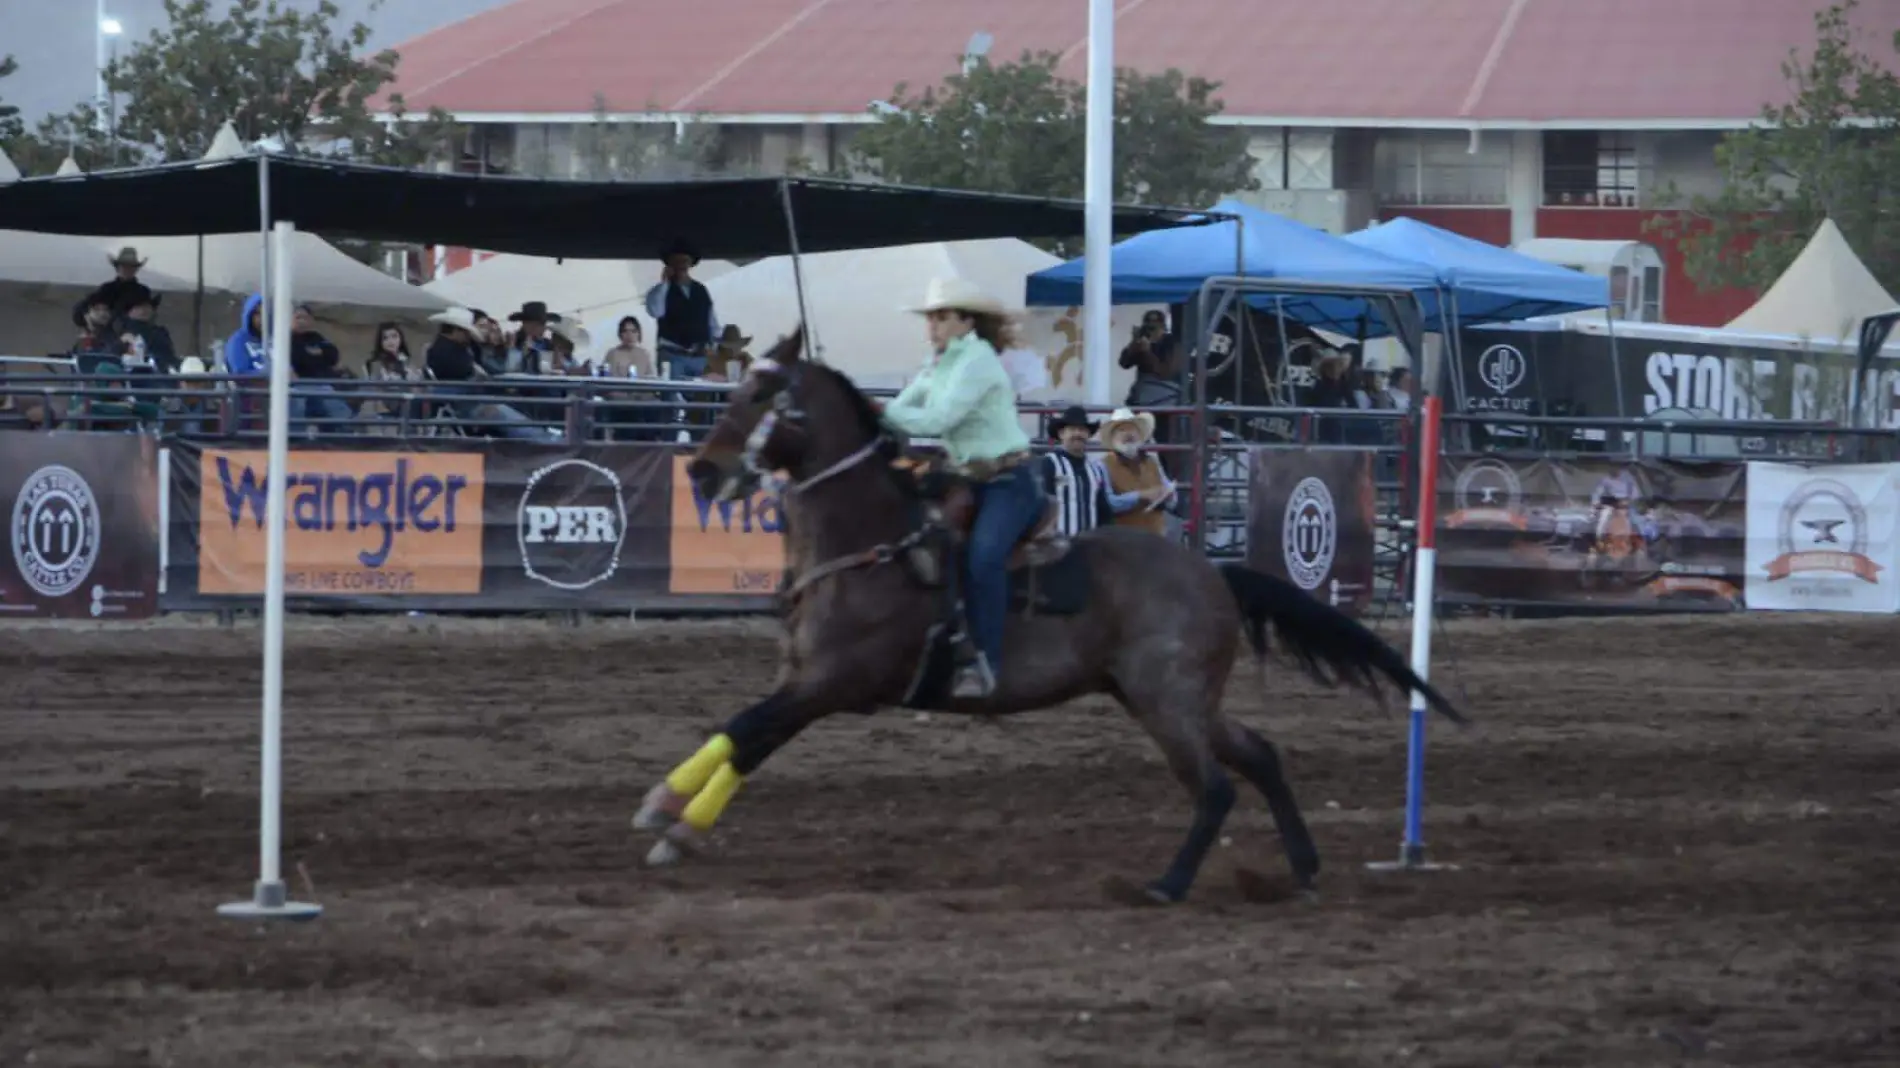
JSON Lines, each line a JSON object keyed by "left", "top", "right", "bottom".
{"left": 218, "top": 220, "right": 321, "bottom": 922}
{"left": 1081, "top": 0, "right": 1115, "bottom": 408}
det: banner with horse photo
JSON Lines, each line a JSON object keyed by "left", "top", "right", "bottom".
{"left": 1244, "top": 447, "right": 1377, "bottom": 615}
{"left": 1435, "top": 456, "right": 1747, "bottom": 611}
{"left": 0, "top": 432, "right": 160, "bottom": 619}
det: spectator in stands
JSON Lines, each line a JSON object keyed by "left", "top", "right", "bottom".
{"left": 426, "top": 306, "right": 547, "bottom": 440}
{"left": 289, "top": 304, "right": 352, "bottom": 435}
{"left": 1386, "top": 366, "right": 1414, "bottom": 411}
{"left": 1308, "top": 352, "right": 1356, "bottom": 444}
{"left": 506, "top": 301, "right": 559, "bottom": 374}
{"left": 600, "top": 316, "right": 653, "bottom": 378}
{"left": 361, "top": 322, "right": 420, "bottom": 426}
{"left": 71, "top": 291, "right": 126, "bottom": 358}
{"left": 705, "top": 324, "right": 751, "bottom": 381}
{"left": 645, "top": 237, "right": 719, "bottom": 377}
{"left": 547, "top": 318, "right": 591, "bottom": 375}
{"left": 471, "top": 308, "right": 510, "bottom": 376}
{"left": 223, "top": 294, "right": 267, "bottom": 375}
{"left": 73, "top": 247, "right": 156, "bottom": 328}
{"left": 119, "top": 293, "right": 177, "bottom": 372}
{"left": 168, "top": 356, "right": 216, "bottom": 435}
{"left": 1096, "top": 408, "right": 1177, "bottom": 537}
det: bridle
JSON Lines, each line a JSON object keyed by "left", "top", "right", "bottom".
{"left": 715, "top": 356, "right": 926, "bottom": 601}
{"left": 735, "top": 357, "right": 882, "bottom": 496}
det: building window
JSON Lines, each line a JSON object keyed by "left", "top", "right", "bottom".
{"left": 1543, "top": 131, "right": 1643, "bottom": 207}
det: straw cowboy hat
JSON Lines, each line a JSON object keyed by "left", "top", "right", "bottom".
{"left": 1095, "top": 407, "right": 1156, "bottom": 444}
{"left": 176, "top": 356, "right": 210, "bottom": 375}
{"left": 907, "top": 276, "right": 1009, "bottom": 317}
{"left": 108, "top": 246, "right": 146, "bottom": 269}
{"left": 428, "top": 306, "right": 483, "bottom": 333}
{"left": 548, "top": 316, "right": 591, "bottom": 347}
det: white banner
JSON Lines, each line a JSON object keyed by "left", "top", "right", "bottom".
{"left": 1744, "top": 462, "right": 1900, "bottom": 613}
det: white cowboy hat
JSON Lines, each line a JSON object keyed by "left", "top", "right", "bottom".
{"left": 176, "top": 356, "right": 210, "bottom": 375}
{"left": 906, "top": 276, "right": 1010, "bottom": 317}
{"left": 548, "top": 316, "right": 591, "bottom": 347}
{"left": 428, "top": 306, "right": 482, "bottom": 333}
{"left": 1095, "top": 407, "right": 1156, "bottom": 444}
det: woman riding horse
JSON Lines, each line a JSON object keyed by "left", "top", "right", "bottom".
{"left": 876, "top": 276, "right": 1044, "bottom": 700}
{"left": 630, "top": 316, "right": 1466, "bottom": 905}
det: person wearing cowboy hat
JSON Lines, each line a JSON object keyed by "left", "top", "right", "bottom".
{"left": 426, "top": 306, "right": 550, "bottom": 440}
{"left": 881, "top": 275, "right": 1038, "bottom": 701}
{"left": 546, "top": 316, "right": 592, "bottom": 375}
{"left": 506, "top": 301, "right": 561, "bottom": 375}
{"left": 1096, "top": 407, "right": 1176, "bottom": 537}
{"left": 643, "top": 237, "right": 720, "bottom": 376}
{"left": 1037, "top": 404, "right": 1115, "bottom": 538}
{"left": 705, "top": 323, "right": 752, "bottom": 381}
{"left": 72, "top": 247, "right": 159, "bottom": 332}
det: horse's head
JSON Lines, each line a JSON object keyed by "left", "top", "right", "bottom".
{"left": 688, "top": 326, "right": 889, "bottom": 502}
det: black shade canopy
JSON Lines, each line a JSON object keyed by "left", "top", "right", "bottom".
{"left": 0, "top": 155, "right": 1207, "bottom": 259}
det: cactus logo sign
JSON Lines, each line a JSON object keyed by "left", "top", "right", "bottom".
{"left": 667, "top": 455, "right": 785, "bottom": 594}
{"left": 197, "top": 450, "right": 485, "bottom": 595}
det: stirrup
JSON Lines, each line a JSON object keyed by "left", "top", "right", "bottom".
{"left": 952, "top": 654, "right": 996, "bottom": 699}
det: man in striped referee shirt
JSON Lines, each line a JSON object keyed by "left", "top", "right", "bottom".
{"left": 1038, "top": 405, "right": 1151, "bottom": 538}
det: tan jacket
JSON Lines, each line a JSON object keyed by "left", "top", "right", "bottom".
{"left": 1102, "top": 451, "right": 1167, "bottom": 535}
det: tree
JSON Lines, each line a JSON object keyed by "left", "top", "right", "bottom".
{"left": 847, "top": 50, "right": 1259, "bottom": 209}
{"left": 1648, "top": 0, "right": 1900, "bottom": 296}
{"left": 10, "top": 0, "right": 457, "bottom": 171}
{"left": 0, "top": 54, "right": 20, "bottom": 147}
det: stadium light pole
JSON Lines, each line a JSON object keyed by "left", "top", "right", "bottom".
{"left": 1082, "top": 0, "right": 1114, "bottom": 407}
{"left": 96, "top": 10, "right": 122, "bottom": 133}
{"left": 218, "top": 221, "right": 321, "bottom": 924}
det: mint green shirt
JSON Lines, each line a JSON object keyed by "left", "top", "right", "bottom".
{"left": 881, "top": 332, "right": 1031, "bottom": 467}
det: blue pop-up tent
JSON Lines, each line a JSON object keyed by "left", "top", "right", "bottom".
{"left": 1342, "top": 217, "right": 1608, "bottom": 324}
{"left": 1023, "top": 199, "right": 1441, "bottom": 335}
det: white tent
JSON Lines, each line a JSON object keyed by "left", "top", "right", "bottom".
{"left": 586, "top": 238, "right": 1151, "bottom": 398}
{"left": 1725, "top": 218, "right": 1897, "bottom": 342}
{"left": 131, "top": 232, "right": 449, "bottom": 324}
{"left": 426, "top": 253, "right": 736, "bottom": 325}
{"left": 0, "top": 145, "right": 19, "bottom": 183}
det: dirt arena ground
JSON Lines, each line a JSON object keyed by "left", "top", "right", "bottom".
{"left": 3, "top": 611, "right": 1897, "bottom": 1067}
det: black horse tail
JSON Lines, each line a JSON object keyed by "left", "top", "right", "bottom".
{"left": 1219, "top": 563, "right": 1466, "bottom": 725}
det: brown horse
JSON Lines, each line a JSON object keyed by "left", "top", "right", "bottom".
{"left": 633, "top": 328, "right": 1464, "bottom": 904}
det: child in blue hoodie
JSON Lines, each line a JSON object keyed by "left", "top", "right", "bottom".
{"left": 223, "top": 294, "right": 267, "bottom": 374}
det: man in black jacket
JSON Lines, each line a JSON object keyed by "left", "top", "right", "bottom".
{"left": 288, "top": 305, "right": 353, "bottom": 435}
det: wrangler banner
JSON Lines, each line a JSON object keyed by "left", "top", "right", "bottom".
{"left": 1435, "top": 456, "right": 1747, "bottom": 610}
{"left": 166, "top": 441, "right": 694, "bottom": 610}
{"left": 1245, "top": 447, "right": 1377, "bottom": 615}
{"left": 1, "top": 432, "right": 160, "bottom": 619}
{"left": 666, "top": 455, "right": 786, "bottom": 595}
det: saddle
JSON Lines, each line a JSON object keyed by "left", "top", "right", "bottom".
{"left": 889, "top": 454, "right": 1092, "bottom": 711}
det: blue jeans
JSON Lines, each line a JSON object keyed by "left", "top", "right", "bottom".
{"left": 962, "top": 463, "right": 1046, "bottom": 674}
{"left": 294, "top": 385, "right": 354, "bottom": 436}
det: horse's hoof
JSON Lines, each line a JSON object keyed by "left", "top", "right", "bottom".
{"left": 632, "top": 784, "right": 684, "bottom": 831}
{"left": 1101, "top": 875, "right": 1178, "bottom": 907}
{"left": 645, "top": 837, "right": 686, "bottom": 867}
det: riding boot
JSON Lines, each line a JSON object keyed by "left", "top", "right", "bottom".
{"left": 952, "top": 652, "right": 996, "bottom": 699}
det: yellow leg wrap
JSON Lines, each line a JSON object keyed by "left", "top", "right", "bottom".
{"left": 680, "top": 763, "right": 744, "bottom": 833}
{"left": 665, "top": 734, "right": 735, "bottom": 797}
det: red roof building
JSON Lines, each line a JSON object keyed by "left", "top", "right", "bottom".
{"left": 380, "top": 0, "right": 1900, "bottom": 326}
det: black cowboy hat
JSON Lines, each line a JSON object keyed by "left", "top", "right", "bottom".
{"left": 660, "top": 237, "right": 701, "bottom": 266}
{"left": 507, "top": 301, "right": 563, "bottom": 323}
{"left": 1047, "top": 404, "right": 1098, "bottom": 436}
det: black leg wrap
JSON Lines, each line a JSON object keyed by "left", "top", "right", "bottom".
{"left": 725, "top": 690, "right": 796, "bottom": 776}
